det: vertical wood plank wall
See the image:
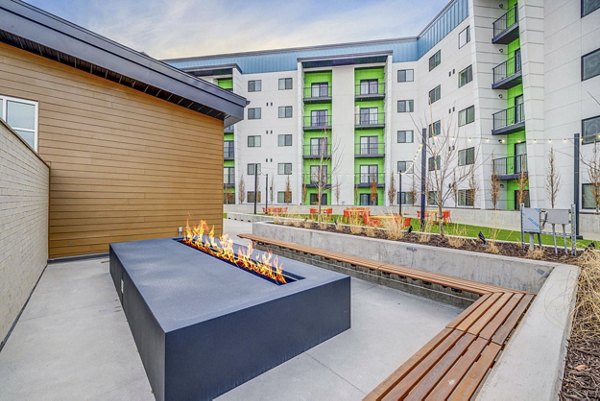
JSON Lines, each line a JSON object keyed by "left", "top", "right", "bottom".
{"left": 0, "top": 43, "right": 224, "bottom": 258}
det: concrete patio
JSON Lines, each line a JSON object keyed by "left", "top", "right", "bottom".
{"left": 0, "top": 220, "right": 461, "bottom": 401}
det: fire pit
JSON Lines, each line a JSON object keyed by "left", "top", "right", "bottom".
{"left": 109, "top": 225, "right": 350, "bottom": 401}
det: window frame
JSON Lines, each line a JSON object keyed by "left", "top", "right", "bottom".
{"left": 397, "top": 160, "right": 413, "bottom": 173}
{"left": 277, "top": 191, "right": 292, "bottom": 203}
{"left": 458, "top": 189, "right": 475, "bottom": 207}
{"left": 582, "top": 0, "right": 600, "bottom": 17}
{"left": 582, "top": 183, "right": 599, "bottom": 209}
{"left": 458, "top": 147, "right": 475, "bottom": 166}
{"left": 397, "top": 100, "right": 414, "bottom": 113}
{"left": 429, "top": 50, "right": 441, "bottom": 71}
{"left": 248, "top": 80, "right": 262, "bottom": 92}
{"left": 582, "top": 48, "right": 600, "bottom": 81}
{"left": 428, "top": 120, "right": 441, "bottom": 137}
{"left": 428, "top": 155, "right": 441, "bottom": 171}
{"left": 397, "top": 69, "right": 414, "bottom": 83}
{"left": 458, "top": 26, "right": 470, "bottom": 49}
{"left": 397, "top": 130, "right": 414, "bottom": 143}
{"left": 458, "top": 65, "right": 473, "bottom": 87}
{"left": 247, "top": 191, "right": 261, "bottom": 203}
{"left": 277, "top": 134, "right": 293, "bottom": 147}
{"left": 277, "top": 162, "right": 292, "bottom": 175}
{"left": 247, "top": 135, "right": 261, "bottom": 148}
{"left": 278, "top": 105, "right": 293, "bottom": 118}
{"left": 427, "top": 191, "right": 439, "bottom": 206}
{"left": 398, "top": 191, "right": 415, "bottom": 205}
{"left": 248, "top": 107, "right": 261, "bottom": 120}
{"left": 582, "top": 114, "right": 600, "bottom": 144}
{"left": 223, "top": 167, "right": 235, "bottom": 185}
{"left": 278, "top": 78, "right": 293, "bottom": 90}
{"left": 428, "top": 85, "right": 441, "bottom": 104}
{"left": 458, "top": 105, "right": 475, "bottom": 126}
{"left": 0, "top": 95, "right": 39, "bottom": 151}
{"left": 247, "top": 163, "right": 261, "bottom": 176}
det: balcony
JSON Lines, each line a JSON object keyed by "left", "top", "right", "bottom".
{"left": 224, "top": 125, "right": 234, "bottom": 133}
{"left": 303, "top": 85, "right": 332, "bottom": 103}
{"left": 354, "top": 142, "right": 385, "bottom": 158}
{"left": 492, "top": 4, "right": 519, "bottom": 44}
{"left": 303, "top": 115, "right": 332, "bottom": 131}
{"left": 224, "top": 149, "right": 234, "bottom": 161}
{"left": 492, "top": 104, "right": 525, "bottom": 135}
{"left": 355, "top": 112, "right": 385, "bottom": 129}
{"left": 492, "top": 154, "right": 528, "bottom": 180}
{"left": 354, "top": 173, "right": 385, "bottom": 188}
{"left": 355, "top": 82, "right": 385, "bottom": 100}
{"left": 223, "top": 182, "right": 235, "bottom": 189}
{"left": 303, "top": 144, "right": 331, "bottom": 159}
{"left": 303, "top": 173, "right": 331, "bottom": 188}
{"left": 492, "top": 56, "right": 522, "bottom": 89}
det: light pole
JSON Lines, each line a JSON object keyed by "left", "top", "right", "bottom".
{"left": 265, "top": 173, "right": 269, "bottom": 212}
{"left": 253, "top": 171, "right": 258, "bottom": 215}
{"left": 574, "top": 133, "right": 580, "bottom": 237}
{"left": 398, "top": 172, "right": 402, "bottom": 216}
{"left": 420, "top": 128, "right": 427, "bottom": 229}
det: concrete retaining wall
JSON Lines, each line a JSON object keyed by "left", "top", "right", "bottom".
{"left": 252, "top": 222, "right": 558, "bottom": 293}
{"left": 0, "top": 120, "right": 49, "bottom": 347}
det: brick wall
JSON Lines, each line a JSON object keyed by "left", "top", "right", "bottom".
{"left": 0, "top": 120, "right": 49, "bottom": 346}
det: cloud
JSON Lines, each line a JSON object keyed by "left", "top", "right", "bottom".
{"left": 25, "top": 0, "right": 449, "bottom": 59}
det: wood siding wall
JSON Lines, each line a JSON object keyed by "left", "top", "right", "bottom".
{"left": 0, "top": 43, "right": 224, "bottom": 258}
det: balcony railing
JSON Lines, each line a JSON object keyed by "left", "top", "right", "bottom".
{"left": 303, "top": 85, "right": 332, "bottom": 103}
{"left": 355, "top": 112, "right": 385, "bottom": 128}
{"left": 224, "top": 149, "right": 234, "bottom": 160}
{"left": 492, "top": 4, "right": 519, "bottom": 44}
{"left": 303, "top": 144, "right": 331, "bottom": 159}
{"left": 492, "top": 104, "right": 525, "bottom": 135}
{"left": 223, "top": 181, "right": 235, "bottom": 189}
{"left": 303, "top": 115, "right": 332, "bottom": 130}
{"left": 303, "top": 173, "right": 331, "bottom": 187}
{"left": 354, "top": 172, "right": 385, "bottom": 187}
{"left": 355, "top": 82, "right": 385, "bottom": 100}
{"left": 492, "top": 55, "right": 522, "bottom": 89}
{"left": 224, "top": 125, "right": 234, "bottom": 133}
{"left": 354, "top": 142, "right": 385, "bottom": 157}
{"left": 493, "top": 154, "right": 528, "bottom": 178}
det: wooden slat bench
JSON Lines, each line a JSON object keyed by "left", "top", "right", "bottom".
{"left": 238, "top": 233, "right": 535, "bottom": 401}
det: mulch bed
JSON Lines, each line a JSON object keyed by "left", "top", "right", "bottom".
{"left": 561, "top": 336, "right": 600, "bottom": 400}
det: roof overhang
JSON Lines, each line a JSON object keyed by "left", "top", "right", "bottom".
{"left": 183, "top": 63, "right": 241, "bottom": 78}
{"left": 0, "top": 0, "right": 246, "bottom": 126}
{"left": 299, "top": 51, "right": 391, "bottom": 69}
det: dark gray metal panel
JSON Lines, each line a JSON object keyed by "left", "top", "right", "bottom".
{"left": 0, "top": 0, "right": 246, "bottom": 123}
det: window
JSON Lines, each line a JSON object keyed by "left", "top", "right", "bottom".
{"left": 223, "top": 167, "right": 235, "bottom": 185}
{"left": 247, "top": 191, "right": 261, "bottom": 203}
{"left": 310, "top": 109, "right": 329, "bottom": 127}
{"left": 358, "top": 108, "right": 379, "bottom": 125}
{"left": 278, "top": 163, "right": 292, "bottom": 175}
{"left": 278, "top": 134, "right": 292, "bottom": 146}
{"left": 310, "top": 165, "right": 328, "bottom": 184}
{"left": 310, "top": 193, "right": 327, "bottom": 205}
{"left": 278, "top": 78, "right": 293, "bottom": 90}
{"left": 360, "top": 79, "right": 379, "bottom": 95}
{"left": 428, "top": 191, "right": 439, "bottom": 205}
{"left": 309, "top": 137, "right": 328, "bottom": 157}
{"left": 247, "top": 135, "right": 261, "bottom": 147}
{"left": 583, "top": 184, "right": 599, "bottom": 209}
{"left": 0, "top": 96, "right": 38, "bottom": 150}
{"left": 398, "top": 69, "right": 414, "bottom": 82}
{"left": 248, "top": 107, "right": 261, "bottom": 119}
{"left": 247, "top": 163, "right": 261, "bottom": 175}
{"left": 458, "top": 189, "right": 475, "bottom": 206}
{"left": 583, "top": 115, "right": 600, "bottom": 144}
{"left": 359, "top": 136, "right": 379, "bottom": 156}
{"left": 428, "top": 85, "right": 441, "bottom": 104}
{"left": 277, "top": 191, "right": 292, "bottom": 203}
{"left": 359, "top": 165, "right": 378, "bottom": 184}
{"left": 582, "top": 48, "right": 600, "bottom": 81}
{"left": 278, "top": 106, "right": 293, "bottom": 118}
{"left": 459, "top": 65, "right": 473, "bottom": 87}
{"left": 429, "top": 50, "right": 441, "bottom": 71}
{"left": 224, "top": 192, "right": 235, "bottom": 204}
{"left": 359, "top": 193, "right": 377, "bottom": 206}
{"left": 428, "top": 120, "right": 441, "bottom": 137}
{"left": 582, "top": 0, "right": 600, "bottom": 17}
{"left": 398, "top": 191, "right": 415, "bottom": 205}
{"left": 248, "top": 80, "right": 261, "bottom": 92}
{"left": 311, "top": 82, "right": 329, "bottom": 98}
{"left": 397, "top": 161, "right": 413, "bottom": 173}
{"left": 458, "top": 105, "right": 475, "bottom": 126}
{"left": 397, "top": 100, "right": 414, "bottom": 113}
{"left": 428, "top": 155, "right": 441, "bottom": 171}
{"left": 458, "top": 26, "right": 470, "bottom": 48}
{"left": 397, "top": 130, "right": 414, "bottom": 143}
{"left": 224, "top": 140, "right": 234, "bottom": 159}
{"left": 458, "top": 147, "right": 475, "bottom": 166}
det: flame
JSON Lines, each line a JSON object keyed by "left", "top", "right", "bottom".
{"left": 183, "top": 220, "right": 287, "bottom": 284}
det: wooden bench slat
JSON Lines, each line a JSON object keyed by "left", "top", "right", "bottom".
{"left": 455, "top": 293, "right": 503, "bottom": 332}
{"left": 491, "top": 294, "right": 534, "bottom": 345}
{"left": 467, "top": 292, "right": 514, "bottom": 336}
{"left": 479, "top": 293, "right": 524, "bottom": 341}
{"left": 446, "top": 293, "right": 492, "bottom": 329}
{"left": 405, "top": 333, "right": 477, "bottom": 401}
{"left": 381, "top": 330, "right": 463, "bottom": 401}
{"left": 448, "top": 343, "right": 502, "bottom": 401}
{"left": 424, "top": 337, "right": 490, "bottom": 401}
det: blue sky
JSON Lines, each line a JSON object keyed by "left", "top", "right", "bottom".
{"left": 25, "top": 0, "right": 450, "bottom": 59}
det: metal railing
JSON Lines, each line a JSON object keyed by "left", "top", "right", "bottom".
{"left": 303, "top": 85, "right": 332, "bottom": 99}
{"left": 224, "top": 125, "right": 234, "bottom": 133}
{"left": 355, "top": 82, "right": 385, "bottom": 97}
{"left": 492, "top": 55, "right": 522, "bottom": 84}
{"left": 303, "top": 143, "right": 331, "bottom": 158}
{"left": 303, "top": 173, "right": 331, "bottom": 186}
{"left": 354, "top": 142, "right": 385, "bottom": 157}
{"left": 224, "top": 148, "right": 234, "bottom": 160}
{"left": 492, "top": 104, "right": 524, "bottom": 132}
{"left": 493, "top": 154, "right": 528, "bottom": 176}
{"left": 354, "top": 172, "right": 385, "bottom": 186}
{"left": 354, "top": 112, "right": 385, "bottom": 127}
{"left": 303, "top": 115, "right": 332, "bottom": 129}
{"left": 493, "top": 4, "right": 518, "bottom": 38}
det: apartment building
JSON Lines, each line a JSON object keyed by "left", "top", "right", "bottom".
{"left": 167, "top": 0, "right": 600, "bottom": 211}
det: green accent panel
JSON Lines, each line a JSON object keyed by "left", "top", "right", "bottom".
{"left": 354, "top": 128, "right": 384, "bottom": 141}
{"left": 224, "top": 133, "right": 234, "bottom": 141}
{"left": 355, "top": 188, "right": 384, "bottom": 206}
{"left": 303, "top": 130, "right": 332, "bottom": 147}
{"left": 303, "top": 71, "right": 332, "bottom": 98}
{"left": 505, "top": 180, "right": 529, "bottom": 211}
{"left": 224, "top": 160, "right": 234, "bottom": 168}
{"left": 354, "top": 99, "right": 384, "bottom": 111}
{"left": 224, "top": 188, "right": 235, "bottom": 194}
{"left": 507, "top": 38, "right": 520, "bottom": 57}
{"left": 507, "top": 84, "right": 523, "bottom": 102}
{"left": 354, "top": 67, "right": 385, "bottom": 86}
{"left": 353, "top": 158, "right": 384, "bottom": 174}
{"left": 217, "top": 78, "right": 233, "bottom": 90}
{"left": 505, "top": 131, "right": 526, "bottom": 158}
{"left": 304, "top": 102, "right": 332, "bottom": 115}
{"left": 304, "top": 188, "right": 331, "bottom": 205}
{"left": 507, "top": 0, "right": 518, "bottom": 9}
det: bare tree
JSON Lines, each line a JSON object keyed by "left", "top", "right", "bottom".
{"left": 311, "top": 133, "right": 342, "bottom": 217}
{"left": 490, "top": 170, "right": 500, "bottom": 210}
{"left": 468, "top": 168, "right": 479, "bottom": 208}
{"left": 410, "top": 175, "right": 417, "bottom": 206}
{"left": 517, "top": 169, "right": 528, "bottom": 207}
{"left": 370, "top": 176, "right": 378, "bottom": 205}
{"left": 388, "top": 172, "right": 397, "bottom": 205}
{"left": 284, "top": 175, "right": 292, "bottom": 204}
{"left": 582, "top": 142, "right": 600, "bottom": 213}
{"left": 238, "top": 174, "right": 246, "bottom": 204}
{"left": 333, "top": 176, "right": 341, "bottom": 205}
{"left": 449, "top": 170, "right": 458, "bottom": 207}
{"left": 545, "top": 147, "right": 561, "bottom": 208}
{"left": 302, "top": 183, "right": 307, "bottom": 205}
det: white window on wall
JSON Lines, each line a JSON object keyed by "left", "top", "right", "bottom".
{"left": 397, "top": 161, "right": 413, "bottom": 173}
{"left": 278, "top": 134, "right": 292, "bottom": 146}
{"left": 397, "top": 69, "right": 414, "bottom": 82}
{"left": 0, "top": 95, "right": 38, "bottom": 150}
{"left": 248, "top": 107, "right": 261, "bottom": 119}
{"left": 428, "top": 85, "right": 441, "bottom": 104}
{"left": 397, "top": 100, "right": 414, "bottom": 113}
{"left": 277, "top": 163, "right": 292, "bottom": 175}
{"left": 397, "top": 130, "right": 414, "bottom": 143}
{"left": 458, "top": 26, "right": 470, "bottom": 48}
{"left": 458, "top": 189, "right": 475, "bottom": 206}
{"left": 247, "top": 135, "right": 261, "bottom": 147}
{"left": 459, "top": 65, "right": 473, "bottom": 87}
{"left": 278, "top": 78, "right": 293, "bottom": 90}
{"left": 458, "top": 147, "right": 475, "bottom": 166}
{"left": 248, "top": 80, "right": 262, "bottom": 92}
{"left": 458, "top": 105, "right": 475, "bottom": 126}
{"left": 278, "top": 106, "right": 293, "bottom": 118}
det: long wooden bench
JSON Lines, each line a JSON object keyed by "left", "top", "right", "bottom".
{"left": 239, "top": 233, "right": 535, "bottom": 401}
